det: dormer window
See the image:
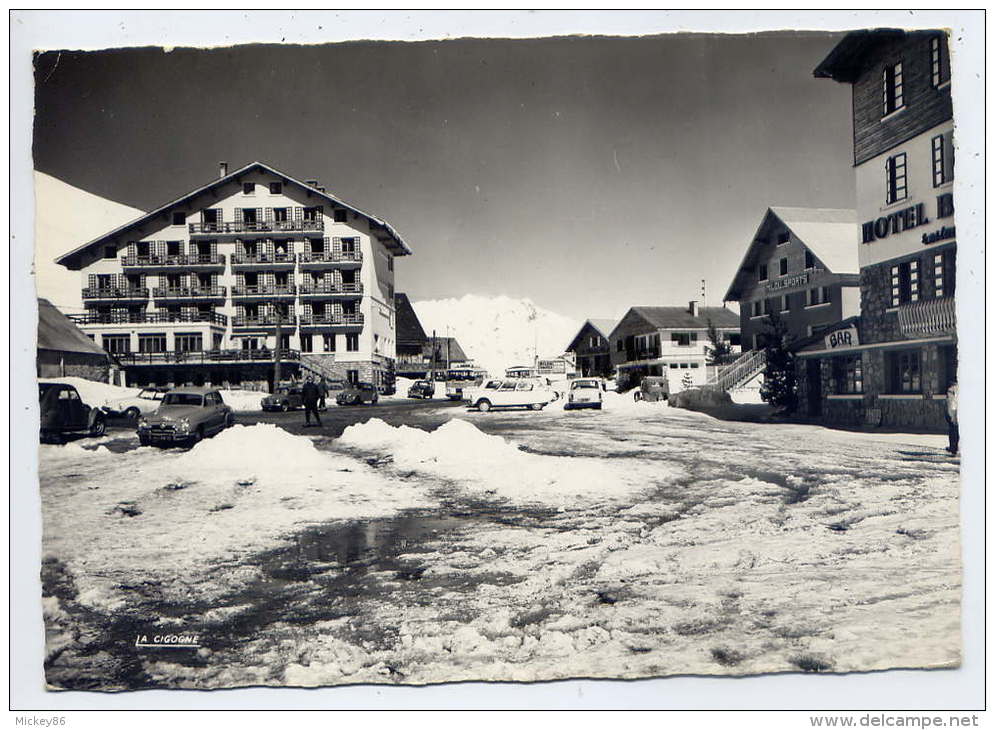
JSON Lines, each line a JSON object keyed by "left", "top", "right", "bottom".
{"left": 243, "top": 182, "right": 255, "bottom": 195}
{"left": 333, "top": 208, "right": 348, "bottom": 223}
{"left": 269, "top": 182, "right": 282, "bottom": 195}
{"left": 757, "top": 263, "right": 768, "bottom": 282}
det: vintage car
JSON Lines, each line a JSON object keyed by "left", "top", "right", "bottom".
{"left": 261, "top": 386, "right": 305, "bottom": 412}
{"left": 137, "top": 387, "right": 234, "bottom": 446}
{"left": 39, "top": 383, "right": 106, "bottom": 442}
{"left": 336, "top": 382, "right": 380, "bottom": 406}
{"left": 633, "top": 375, "right": 670, "bottom": 403}
{"left": 407, "top": 380, "right": 436, "bottom": 399}
{"left": 467, "top": 379, "right": 557, "bottom": 412}
{"left": 101, "top": 386, "right": 169, "bottom": 419}
{"left": 564, "top": 377, "right": 605, "bottom": 410}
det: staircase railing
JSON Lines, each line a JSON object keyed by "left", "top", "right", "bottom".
{"left": 705, "top": 350, "right": 766, "bottom": 391}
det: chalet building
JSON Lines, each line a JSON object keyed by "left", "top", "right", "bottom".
{"left": 608, "top": 302, "right": 740, "bottom": 389}
{"left": 394, "top": 292, "right": 429, "bottom": 375}
{"left": 564, "top": 319, "right": 617, "bottom": 378}
{"left": 800, "top": 30, "right": 956, "bottom": 430}
{"left": 723, "top": 207, "right": 860, "bottom": 350}
{"left": 54, "top": 161, "right": 411, "bottom": 390}
{"left": 36, "top": 298, "right": 112, "bottom": 382}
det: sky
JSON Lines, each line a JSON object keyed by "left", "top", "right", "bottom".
{"left": 33, "top": 32, "right": 855, "bottom": 320}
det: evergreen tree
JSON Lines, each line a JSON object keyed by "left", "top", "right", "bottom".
{"left": 681, "top": 370, "right": 694, "bottom": 391}
{"left": 705, "top": 318, "right": 732, "bottom": 366}
{"left": 758, "top": 311, "right": 798, "bottom": 413}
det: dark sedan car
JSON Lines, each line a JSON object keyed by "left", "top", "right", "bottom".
{"left": 39, "top": 383, "right": 106, "bottom": 442}
{"left": 261, "top": 386, "right": 305, "bottom": 412}
{"left": 407, "top": 379, "right": 435, "bottom": 399}
{"left": 336, "top": 382, "right": 380, "bottom": 406}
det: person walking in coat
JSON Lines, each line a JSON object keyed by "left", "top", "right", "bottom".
{"left": 945, "top": 380, "right": 959, "bottom": 455}
{"left": 318, "top": 377, "right": 329, "bottom": 411}
{"left": 301, "top": 377, "right": 322, "bottom": 427}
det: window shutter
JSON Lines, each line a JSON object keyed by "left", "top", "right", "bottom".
{"left": 88, "top": 274, "right": 97, "bottom": 289}
{"left": 285, "top": 240, "right": 294, "bottom": 254}
{"left": 265, "top": 207, "right": 273, "bottom": 222}
{"left": 910, "top": 259, "right": 920, "bottom": 302}
{"left": 294, "top": 206, "right": 303, "bottom": 221}
{"left": 332, "top": 236, "right": 341, "bottom": 253}
{"left": 127, "top": 242, "right": 136, "bottom": 258}
{"left": 256, "top": 207, "right": 263, "bottom": 222}
{"left": 234, "top": 208, "right": 243, "bottom": 223}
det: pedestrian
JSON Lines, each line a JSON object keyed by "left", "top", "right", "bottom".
{"left": 318, "top": 376, "right": 329, "bottom": 411}
{"left": 945, "top": 379, "right": 958, "bottom": 455}
{"left": 301, "top": 376, "right": 322, "bottom": 427}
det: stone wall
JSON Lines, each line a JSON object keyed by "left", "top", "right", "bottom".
{"left": 37, "top": 351, "right": 110, "bottom": 383}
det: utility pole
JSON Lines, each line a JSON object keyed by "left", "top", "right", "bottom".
{"left": 430, "top": 329, "right": 437, "bottom": 382}
{"left": 701, "top": 279, "right": 707, "bottom": 308}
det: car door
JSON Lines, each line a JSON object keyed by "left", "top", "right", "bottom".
{"left": 201, "top": 392, "right": 220, "bottom": 431}
{"left": 515, "top": 381, "right": 538, "bottom": 406}
{"left": 63, "top": 387, "right": 89, "bottom": 429}
{"left": 494, "top": 381, "right": 519, "bottom": 406}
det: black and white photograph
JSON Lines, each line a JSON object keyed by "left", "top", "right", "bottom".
{"left": 10, "top": 9, "right": 984, "bottom": 713}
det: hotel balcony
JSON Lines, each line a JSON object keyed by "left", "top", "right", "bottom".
{"left": 68, "top": 311, "right": 228, "bottom": 327}
{"left": 298, "top": 250, "right": 363, "bottom": 270}
{"left": 298, "top": 282, "right": 363, "bottom": 298}
{"left": 121, "top": 253, "right": 226, "bottom": 272}
{"left": 188, "top": 219, "right": 323, "bottom": 238}
{"left": 230, "top": 252, "right": 297, "bottom": 270}
{"left": 152, "top": 286, "right": 227, "bottom": 302}
{"left": 232, "top": 314, "right": 298, "bottom": 330}
{"left": 623, "top": 347, "right": 662, "bottom": 363}
{"left": 116, "top": 348, "right": 301, "bottom": 367}
{"left": 897, "top": 296, "right": 956, "bottom": 338}
{"left": 231, "top": 284, "right": 297, "bottom": 300}
{"left": 81, "top": 287, "right": 149, "bottom": 303}
{"left": 298, "top": 312, "right": 364, "bottom": 330}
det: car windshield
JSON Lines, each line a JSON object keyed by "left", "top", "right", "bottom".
{"left": 572, "top": 381, "right": 599, "bottom": 389}
{"left": 162, "top": 393, "right": 204, "bottom": 406}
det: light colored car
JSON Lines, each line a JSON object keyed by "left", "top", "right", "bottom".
{"left": 468, "top": 379, "right": 557, "bottom": 412}
{"left": 137, "top": 387, "right": 234, "bottom": 446}
{"left": 564, "top": 378, "right": 604, "bottom": 410}
{"left": 102, "top": 386, "right": 168, "bottom": 419}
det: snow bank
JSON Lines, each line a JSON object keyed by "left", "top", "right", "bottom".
{"left": 338, "top": 418, "right": 671, "bottom": 507}
{"left": 218, "top": 389, "right": 264, "bottom": 412}
{"left": 38, "top": 377, "right": 139, "bottom": 408}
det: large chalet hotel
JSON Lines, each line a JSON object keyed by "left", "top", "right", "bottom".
{"left": 55, "top": 162, "right": 411, "bottom": 390}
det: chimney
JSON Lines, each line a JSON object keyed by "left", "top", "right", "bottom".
{"left": 219, "top": 161, "right": 228, "bottom": 178}
{"left": 689, "top": 300, "right": 699, "bottom": 318}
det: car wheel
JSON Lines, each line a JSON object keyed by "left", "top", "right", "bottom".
{"left": 89, "top": 416, "right": 106, "bottom": 437}
{"left": 191, "top": 426, "right": 204, "bottom": 444}
{"left": 124, "top": 406, "right": 141, "bottom": 420}
{"left": 225, "top": 413, "right": 235, "bottom": 428}
{"left": 477, "top": 399, "right": 492, "bottom": 413}
{"left": 280, "top": 402, "right": 289, "bottom": 412}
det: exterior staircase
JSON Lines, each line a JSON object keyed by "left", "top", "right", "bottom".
{"left": 705, "top": 350, "right": 766, "bottom": 392}
{"left": 299, "top": 354, "right": 340, "bottom": 382}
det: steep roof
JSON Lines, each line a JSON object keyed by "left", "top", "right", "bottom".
{"left": 55, "top": 161, "right": 412, "bottom": 270}
{"left": 564, "top": 318, "right": 618, "bottom": 352}
{"left": 724, "top": 207, "right": 858, "bottom": 302}
{"left": 814, "top": 29, "right": 915, "bottom": 83}
{"left": 394, "top": 293, "right": 428, "bottom": 348}
{"left": 621, "top": 306, "right": 739, "bottom": 333}
{"left": 36, "top": 299, "right": 109, "bottom": 358}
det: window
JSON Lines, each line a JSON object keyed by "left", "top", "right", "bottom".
{"left": 616, "top": 339, "right": 624, "bottom": 352}
{"left": 805, "top": 250, "right": 816, "bottom": 269}
{"left": 757, "top": 263, "right": 768, "bottom": 282}
{"left": 779, "top": 257, "right": 788, "bottom": 276}
{"left": 103, "top": 246, "right": 117, "bottom": 259}
{"left": 202, "top": 208, "right": 220, "bottom": 224}
{"left": 273, "top": 207, "right": 289, "bottom": 222}
{"left": 175, "top": 333, "right": 203, "bottom": 352}
{"left": 300, "top": 333, "right": 313, "bottom": 353}
{"left": 885, "top": 153, "right": 907, "bottom": 204}
{"left": 776, "top": 232, "right": 790, "bottom": 246}
{"left": 751, "top": 300, "right": 763, "bottom": 318}
{"left": 671, "top": 332, "right": 697, "bottom": 347}
{"left": 669, "top": 363, "right": 679, "bottom": 369}
{"left": 882, "top": 61, "right": 904, "bottom": 116}
{"left": 779, "top": 295, "right": 790, "bottom": 313}
{"left": 243, "top": 182, "right": 255, "bottom": 195}
{"left": 278, "top": 334, "right": 291, "bottom": 351}
{"left": 138, "top": 334, "right": 166, "bottom": 354}
{"left": 334, "top": 208, "right": 348, "bottom": 223}
{"left": 728, "top": 333, "right": 742, "bottom": 347}
{"left": 833, "top": 356, "right": 863, "bottom": 395}
{"left": 387, "top": 255, "right": 394, "bottom": 272}
{"left": 269, "top": 182, "right": 282, "bottom": 195}
{"left": 690, "top": 363, "right": 699, "bottom": 369}
{"left": 172, "top": 211, "right": 186, "bottom": 225}
{"left": 930, "top": 36, "right": 947, "bottom": 87}
{"left": 931, "top": 133, "right": 954, "bottom": 187}
{"left": 934, "top": 249, "right": 956, "bottom": 298}
{"left": 806, "top": 287, "right": 832, "bottom": 307}
{"left": 340, "top": 237, "right": 357, "bottom": 253}
{"left": 890, "top": 259, "right": 920, "bottom": 306}
{"left": 888, "top": 350, "right": 921, "bottom": 394}
{"left": 347, "top": 369, "right": 359, "bottom": 385}
{"left": 303, "top": 206, "right": 322, "bottom": 221}
{"left": 346, "top": 333, "right": 360, "bottom": 352}
{"left": 102, "top": 334, "right": 130, "bottom": 354}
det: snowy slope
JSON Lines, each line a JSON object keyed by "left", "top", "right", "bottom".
{"left": 411, "top": 295, "right": 580, "bottom": 375}
{"left": 33, "top": 171, "right": 145, "bottom": 312}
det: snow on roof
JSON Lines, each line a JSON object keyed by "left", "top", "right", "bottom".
{"left": 36, "top": 298, "right": 109, "bottom": 358}
{"left": 628, "top": 306, "right": 739, "bottom": 330}
{"left": 724, "top": 207, "right": 858, "bottom": 302}
{"left": 55, "top": 161, "right": 412, "bottom": 270}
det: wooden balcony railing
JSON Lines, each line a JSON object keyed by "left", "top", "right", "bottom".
{"left": 232, "top": 315, "right": 298, "bottom": 327}
{"left": 189, "top": 219, "right": 323, "bottom": 235}
{"left": 117, "top": 348, "right": 301, "bottom": 366}
{"left": 298, "top": 282, "right": 363, "bottom": 295}
{"left": 152, "top": 286, "right": 227, "bottom": 299}
{"left": 230, "top": 252, "right": 298, "bottom": 265}
{"left": 121, "top": 254, "right": 225, "bottom": 267}
{"left": 69, "top": 311, "right": 227, "bottom": 326}
{"left": 897, "top": 296, "right": 956, "bottom": 337}
{"left": 299, "top": 250, "right": 363, "bottom": 264}
{"left": 81, "top": 287, "right": 149, "bottom": 300}
{"left": 231, "top": 284, "right": 297, "bottom": 297}
{"left": 299, "top": 312, "right": 364, "bottom": 326}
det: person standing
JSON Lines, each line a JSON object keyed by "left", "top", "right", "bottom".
{"left": 301, "top": 376, "right": 322, "bottom": 427}
{"left": 945, "top": 380, "right": 959, "bottom": 455}
{"left": 318, "top": 376, "right": 329, "bottom": 411}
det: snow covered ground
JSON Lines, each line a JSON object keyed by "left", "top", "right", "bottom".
{"left": 39, "top": 406, "right": 960, "bottom": 689}
{"left": 38, "top": 377, "right": 265, "bottom": 413}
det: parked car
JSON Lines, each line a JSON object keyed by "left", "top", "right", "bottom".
{"left": 407, "top": 380, "right": 436, "bottom": 399}
{"left": 467, "top": 379, "right": 557, "bottom": 412}
{"left": 39, "top": 383, "right": 106, "bottom": 442}
{"left": 336, "top": 382, "right": 380, "bottom": 406}
{"left": 261, "top": 386, "right": 305, "bottom": 412}
{"left": 564, "top": 378, "right": 604, "bottom": 410}
{"left": 101, "top": 386, "right": 169, "bottom": 419}
{"left": 137, "top": 387, "right": 234, "bottom": 446}
{"left": 634, "top": 375, "right": 670, "bottom": 403}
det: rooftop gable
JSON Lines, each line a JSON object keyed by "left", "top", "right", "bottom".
{"left": 611, "top": 306, "right": 739, "bottom": 337}
{"left": 564, "top": 318, "right": 618, "bottom": 352}
{"left": 55, "top": 161, "right": 412, "bottom": 270}
{"left": 37, "top": 298, "right": 109, "bottom": 357}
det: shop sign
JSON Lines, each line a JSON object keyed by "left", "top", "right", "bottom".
{"left": 824, "top": 325, "right": 859, "bottom": 350}
{"left": 765, "top": 272, "right": 810, "bottom": 293}
{"left": 921, "top": 225, "right": 956, "bottom": 245}
{"left": 862, "top": 194, "right": 954, "bottom": 244}
{"left": 537, "top": 359, "right": 566, "bottom": 373}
